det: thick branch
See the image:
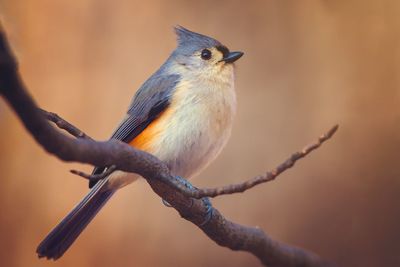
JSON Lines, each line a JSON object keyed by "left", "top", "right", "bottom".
{"left": 0, "top": 24, "right": 336, "bottom": 267}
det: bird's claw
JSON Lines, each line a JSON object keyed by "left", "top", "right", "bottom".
{"left": 199, "top": 197, "right": 213, "bottom": 226}
{"left": 174, "top": 175, "right": 195, "bottom": 190}
{"left": 162, "top": 199, "right": 172, "bottom": 207}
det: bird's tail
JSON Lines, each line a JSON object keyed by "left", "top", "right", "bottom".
{"left": 37, "top": 178, "right": 115, "bottom": 260}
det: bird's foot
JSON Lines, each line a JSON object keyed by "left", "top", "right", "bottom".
{"left": 162, "top": 176, "right": 195, "bottom": 207}
{"left": 161, "top": 176, "right": 213, "bottom": 225}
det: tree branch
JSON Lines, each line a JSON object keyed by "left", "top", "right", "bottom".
{"left": 40, "top": 105, "right": 338, "bottom": 199}
{"left": 0, "top": 23, "right": 337, "bottom": 267}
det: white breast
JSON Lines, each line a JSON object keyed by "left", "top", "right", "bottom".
{"left": 147, "top": 70, "right": 236, "bottom": 179}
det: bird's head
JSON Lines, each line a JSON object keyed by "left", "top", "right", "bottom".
{"left": 171, "top": 26, "right": 243, "bottom": 79}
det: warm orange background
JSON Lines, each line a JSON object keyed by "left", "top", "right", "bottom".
{"left": 1, "top": 1, "right": 399, "bottom": 267}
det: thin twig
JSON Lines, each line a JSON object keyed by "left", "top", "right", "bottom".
{"left": 191, "top": 124, "right": 338, "bottom": 198}
{"left": 40, "top": 109, "right": 92, "bottom": 140}
{"left": 70, "top": 165, "right": 117, "bottom": 182}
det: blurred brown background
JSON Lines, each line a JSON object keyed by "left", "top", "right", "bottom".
{"left": 0, "top": 1, "right": 399, "bottom": 266}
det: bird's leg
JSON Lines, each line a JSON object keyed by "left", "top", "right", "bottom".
{"left": 162, "top": 176, "right": 213, "bottom": 226}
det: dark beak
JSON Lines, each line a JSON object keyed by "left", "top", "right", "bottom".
{"left": 222, "top": 51, "right": 244, "bottom": 63}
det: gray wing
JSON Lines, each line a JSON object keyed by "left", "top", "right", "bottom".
{"left": 110, "top": 73, "right": 180, "bottom": 143}
{"left": 89, "top": 73, "right": 180, "bottom": 188}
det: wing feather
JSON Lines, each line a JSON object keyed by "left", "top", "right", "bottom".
{"left": 89, "top": 73, "right": 180, "bottom": 188}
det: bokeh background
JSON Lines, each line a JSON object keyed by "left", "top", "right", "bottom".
{"left": 1, "top": 1, "right": 399, "bottom": 266}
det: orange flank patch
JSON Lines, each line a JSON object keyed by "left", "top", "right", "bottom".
{"left": 129, "top": 107, "right": 172, "bottom": 151}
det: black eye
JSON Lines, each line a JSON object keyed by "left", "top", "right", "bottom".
{"left": 201, "top": 49, "right": 212, "bottom": 60}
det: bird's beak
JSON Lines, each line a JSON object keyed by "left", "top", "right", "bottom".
{"left": 222, "top": 51, "right": 244, "bottom": 63}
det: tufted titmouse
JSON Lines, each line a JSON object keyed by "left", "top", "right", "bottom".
{"left": 37, "top": 26, "right": 243, "bottom": 260}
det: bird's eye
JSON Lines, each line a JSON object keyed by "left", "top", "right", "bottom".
{"left": 201, "top": 49, "right": 212, "bottom": 60}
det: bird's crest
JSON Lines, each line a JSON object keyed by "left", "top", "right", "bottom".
{"left": 174, "top": 25, "right": 221, "bottom": 53}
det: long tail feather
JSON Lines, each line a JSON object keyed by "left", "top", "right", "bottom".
{"left": 37, "top": 178, "right": 115, "bottom": 260}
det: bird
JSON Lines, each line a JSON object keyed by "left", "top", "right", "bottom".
{"left": 36, "top": 25, "right": 243, "bottom": 260}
